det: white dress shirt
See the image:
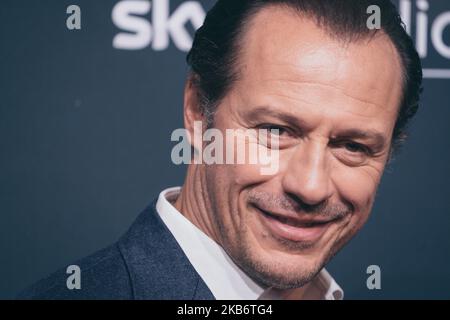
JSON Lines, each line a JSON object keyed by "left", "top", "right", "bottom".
{"left": 156, "top": 187, "right": 344, "bottom": 300}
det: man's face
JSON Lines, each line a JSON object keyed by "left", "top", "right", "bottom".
{"left": 200, "top": 7, "right": 403, "bottom": 289}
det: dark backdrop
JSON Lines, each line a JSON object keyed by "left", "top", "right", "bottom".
{"left": 1, "top": 0, "right": 449, "bottom": 299}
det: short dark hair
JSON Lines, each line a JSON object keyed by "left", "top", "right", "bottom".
{"left": 186, "top": 0, "right": 423, "bottom": 148}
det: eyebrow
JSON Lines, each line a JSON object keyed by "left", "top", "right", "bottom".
{"left": 245, "top": 106, "right": 310, "bottom": 129}
{"left": 245, "top": 106, "right": 388, "bottom": 149}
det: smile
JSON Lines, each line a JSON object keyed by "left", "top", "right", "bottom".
{"left": 254, "top": 205, "right": 338, "bottom": 243}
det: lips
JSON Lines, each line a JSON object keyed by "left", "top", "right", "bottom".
{"left": 254, "top": 205, "right": 337, "bottom": 243}
{"left": 258, "top": 207, "right": 333, "bottom": 227}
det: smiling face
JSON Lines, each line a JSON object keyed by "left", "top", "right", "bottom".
{"left": 184, "top": 6, "right": 403, "bottom": 289}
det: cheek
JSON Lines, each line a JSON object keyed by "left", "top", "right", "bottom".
{"left": 223, "top": 142, "right": 279, "bottom": 187}
{"left": 332, "top": 165, "right": 382, "bottom": 218}
{"left": 220, "top": 162, "right": 273, "bottom": 188}
{"left": 206, "top": 161, "right": 272, "bottom": 208}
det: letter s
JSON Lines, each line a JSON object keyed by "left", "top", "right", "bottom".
{"left": 112, "top": 0, "right": 152, "bottom": 50}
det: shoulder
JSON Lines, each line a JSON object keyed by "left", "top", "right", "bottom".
{"left": 17, "top": 243, "right": 133, "bottom": 300}
{"left": 16, "top": 200, "right": 212, "bottom": 300}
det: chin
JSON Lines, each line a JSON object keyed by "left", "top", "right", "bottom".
{"left": 242, "top": 252, "right": 323, "bottom": 289}
{"left": 230, "top": 234, "right": 328, "bottom": 289}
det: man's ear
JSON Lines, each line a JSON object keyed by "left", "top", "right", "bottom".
{"left": 183, "top": 74, "right": 206, "bottom": 149}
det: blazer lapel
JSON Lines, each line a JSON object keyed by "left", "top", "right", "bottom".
{"left": 118, "top": 201, "right": 215, "bottom": 300}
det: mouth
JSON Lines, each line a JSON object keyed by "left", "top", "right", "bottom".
{"left": 253, "top": 205, "right": 339, "bottom": 243}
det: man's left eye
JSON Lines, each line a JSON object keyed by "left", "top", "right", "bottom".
{"left": 343, "top": 142, "right": 369, "bottom": 154}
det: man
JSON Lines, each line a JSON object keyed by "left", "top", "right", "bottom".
{"left": 19, "top": 0, "right": 422, "bottom": 300}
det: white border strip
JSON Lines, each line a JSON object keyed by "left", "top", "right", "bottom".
{"left": 423, "top": 68, "right": 450, "bottom": 79}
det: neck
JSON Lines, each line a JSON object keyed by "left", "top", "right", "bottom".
{"left": 174, "top": 164, "right": 222, "bottom": 246}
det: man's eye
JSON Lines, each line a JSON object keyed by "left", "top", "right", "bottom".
{"left": 258, "top": 124, "right": 289, "bottom": 136}
{"left": 331, "top": 141, "right": 373, "bottom": 166}
{"left": 343, "top": 142, "right": 369, "bottom": 154}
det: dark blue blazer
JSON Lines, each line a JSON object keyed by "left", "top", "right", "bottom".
{"left": 18, "top": 201, "right": 215, "bottom": 299}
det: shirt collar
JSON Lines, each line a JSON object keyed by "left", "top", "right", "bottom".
{"left": 156, "top": 187, "right": 344, "bottom": 300}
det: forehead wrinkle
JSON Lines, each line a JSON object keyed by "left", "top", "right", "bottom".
{"left": 242, "top": 77, "right": 395, "bottom": 120}
{"left": 260, "top": 77, "right": 389, "bottom": 110}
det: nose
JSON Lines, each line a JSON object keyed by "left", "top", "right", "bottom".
{"left": 281, "top": 138, "right": 333, "bottom": 206}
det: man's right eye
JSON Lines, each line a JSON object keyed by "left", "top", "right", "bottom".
{"left": 258, "top": 124, "right": 290, "bottom": 137}
{"left": 256, "top": 124, "right": 297, "bottom": 150}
